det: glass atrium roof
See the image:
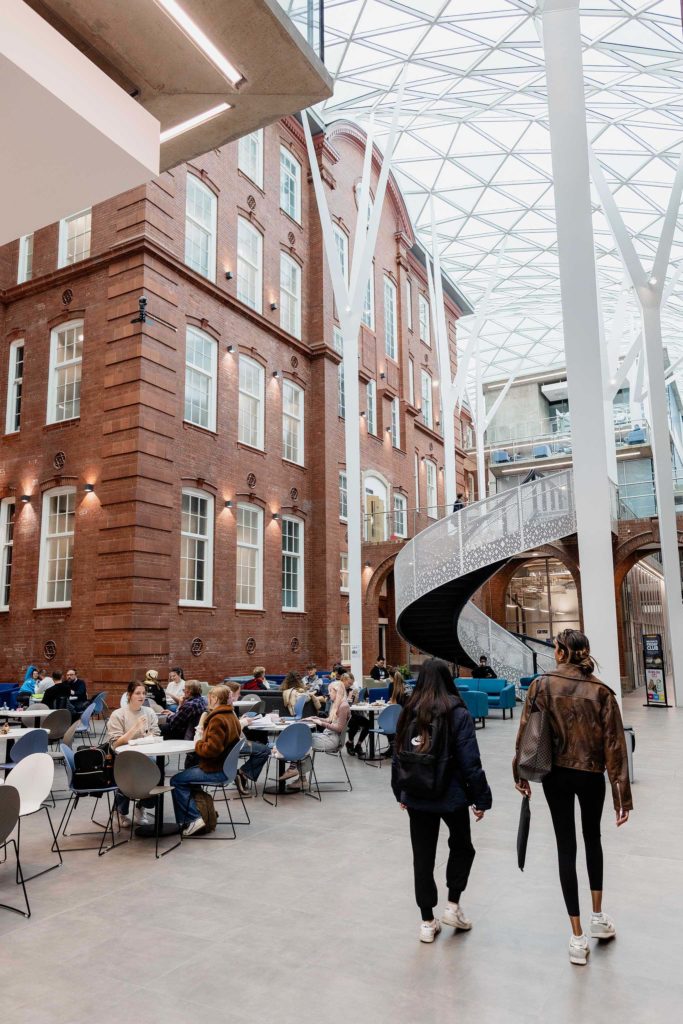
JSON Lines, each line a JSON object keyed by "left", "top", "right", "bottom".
{"left": 279, "top": 1, "right": 683, "bottom": 387}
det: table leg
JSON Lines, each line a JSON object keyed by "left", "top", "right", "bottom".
{"left": 368, "top": 710, "right": 376, "bottom": 760}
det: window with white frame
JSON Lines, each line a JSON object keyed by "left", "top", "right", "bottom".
{"left": 180, "top": 490, "right": 214, "bottom": 606}
{"left": 185, "top": 176, "right": 217, "bottom": 281}
{"left": 393, "top": 493, "right": 407, "bottom": 538}
{"left": 366, "top": 379, "right": 377, "bottom": 435}
{"left": 5, "top": 340, "right": 24, "bottom": 434}
{"left": 340, "top": 552, "right": 349, "bottom": 592}
{"left": 338, "top": 362, "right": 346, "bottom": 419}
{"left": 282, "top": 379, "right": 304, "bottom": 464}
{"left": 47, "top": 320, "right": 83, "bottom": 424}
{"left": 281, "top": 516, "right": 304, "bottom": 611}
{"left": 18, "top": 235, "right": 33, "bottom": 283}
{"left": 409, "top": 356, "right": 415, "bottom": 406}
{"left": 390, "top": 397, "right": 401, "bottom": 448}
{"left": 414, "top": 452, "right": 420, "bottom": 508}
{"left": 238, "top": 129, "right": 264, "bottom": 188}
{"left": 384, "top": 276, "right": 398, "bottom": 360}
{"left": 362, "top": 270, "right": 375, "bottom": 329}
{"left": 58, "top": 210, "right": 91, "bottom": 268}
{"left": 236, "top": 503, "right": 263, "bottom": 609}
{"left": 280, "top": 146, "right": 301, "bottom": 222}
{"left": 421, "top": 369, "right": 433, "bottom": 429}
{"left": 0, "top": 498, "right": 15, "bottom": 610}
{"left": 426, "top": 461, "right": 438, "bottom": 519}
{"left": 333, "top": 326, "right": 343, "bottom": 354}
{"left": 405, "top": 278, "right": 413, "bottom": 330}
{"left": 339, "top": 471, "right": 348, "bottom": 520}
{"left": 340, "top": 625, "right": 351, "bottom": 665}
{"left": 419, "top": 294, "right": 431, "bottom": 345}
{"left": 184, "top": 327, "right": 217, "bottom": 431}
{"left": 237, "top": 217, "right": 263, "bottom": 313}
{"left": 38, "top": 488, "right": 76, "bottom": 607}
{"left": 238, "top": 355, "right": 265, "bottom": 449}
{"left": 280, "top": 253, "right": 301, "bottom": 339}
{"left": 333, "top": 224, "right": 349, "bottom": 284}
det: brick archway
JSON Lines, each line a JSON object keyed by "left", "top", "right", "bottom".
{"left": 477, "top": 540, "right": 582, "bottom": 630}
{"left": 362, "top": 550, "right": 406, "bottom": 671}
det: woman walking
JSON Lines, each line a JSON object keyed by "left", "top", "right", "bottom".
{"left": 392, "top": 659, "right": 492, "bottom": 943}
{"left": 513, "top": 629, "right": 632, "bottom": 966}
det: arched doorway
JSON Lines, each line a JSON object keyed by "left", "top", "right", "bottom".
{"left": 505, "top": 557, "right": 579, "bottom": 642}
{"left": 364, "top": 473, "right": 389, "bottom": 543}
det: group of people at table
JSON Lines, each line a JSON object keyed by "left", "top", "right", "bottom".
{"left": 102, "top": 660, "right": 407, "bottom": 837}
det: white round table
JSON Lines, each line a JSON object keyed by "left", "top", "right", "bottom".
{"left": 114, "top": 739, "right": 195, "bottom": 836}
{"left": 0, "top": 708, "right": 52, "bottom": 720}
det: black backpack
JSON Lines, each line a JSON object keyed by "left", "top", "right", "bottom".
{"left": 396, "top": 712, "right": 453, "bottom": 799}
{"left": 73, "top": 744, "right": 114, "bottom": 791}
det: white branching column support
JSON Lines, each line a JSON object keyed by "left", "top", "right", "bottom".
{"left": 303, "top": 97, "right": 402, "bottom": 684}
{"left": 427, "top": 202, "right": 457, "bottom": 508}
{"left": 541, "top": 0, "right": 622, "bottom": 704}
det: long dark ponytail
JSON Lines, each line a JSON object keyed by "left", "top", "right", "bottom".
{"left": 395, "top": 658, "right": 463, "bottom": 754}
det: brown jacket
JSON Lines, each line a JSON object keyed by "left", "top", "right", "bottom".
{"left": 195, "top": 705, "right": 241, "bottom": 773}
{"left": 512, "top": 663, "right": 633, "bottom": 812}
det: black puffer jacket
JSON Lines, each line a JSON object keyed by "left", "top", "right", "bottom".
{"left": 391, "top": 699, "right": 492, "bottom": 813}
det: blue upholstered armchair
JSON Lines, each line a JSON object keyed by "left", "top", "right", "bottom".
{"left": 475, "top": 679, "right": 516, "bottom": 719}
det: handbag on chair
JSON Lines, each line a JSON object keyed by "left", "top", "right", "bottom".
{"left": 516, "top": 688, "right": 553, "bottom": 783}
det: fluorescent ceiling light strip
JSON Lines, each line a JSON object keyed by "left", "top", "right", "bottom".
{"left": 161, "top": 102, "right": 231, "bottom": 143}
{"left": 153, "top": 0, "right": 244, "bottom": 86}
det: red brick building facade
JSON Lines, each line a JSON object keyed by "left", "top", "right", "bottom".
{"left": 0, "top": 115, "right": 472, "bottom": 697}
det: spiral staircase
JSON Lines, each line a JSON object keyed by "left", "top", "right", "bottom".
{"left": 394, "top": 470, "right": 577, "bottom": 686}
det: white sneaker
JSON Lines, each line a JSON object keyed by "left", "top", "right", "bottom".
{"left": 134, "top": 807, "right": 151, "bottom": 826}
{"left": 590, "top": 912, "right": 616, "bottom": 940}
{"left": 117, "top": 814, "right": 132, "bottom": 829}
{"left": 182, "top": 816, "right": 206, "bottom": 837}
{"left": 441, "top": 903, "right": 472, "bottom": 930}
{"left": 569, "top": 934, "right": 590, "bottom": 965}
{"left": 419, "top": 919, "right": 442, "bottom": 944}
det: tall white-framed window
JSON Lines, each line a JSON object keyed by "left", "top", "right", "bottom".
{"left": 340, "top": 552, "right": 349, "bottom": 592}
{"left": 408, "top": 356, "right": 415, "bottom": 406}
{"left": 390, "top": 397, "right": 401, "bottom": 448}
{"left": 238, "top": 129, "right": 264, "bottom": 189}
{"left": 184, "top": 327, "right": 217, "bottom": 431}
{"left": 405, "top": 278, "right": 413, "bottom": 331}
{"left": 281, "top": 516, "right": 304, "bottom": 611}
{"left": 384, "top": 276, "right": 398, "bottom": 360}
{"left": 414, "top": 452, "right": 420, "bottom": 508}
{"left": 238, "top": 355, "right": 265, "bottom": 449}
{"left": 280, "top": 146, "right": 302, "bottom": 222}
{"left": 418, "top": 294, "right": 431, "bottom": 345}
{"left": 339, "top": 471, "right": 348, "bottom": 521}
{"left": 58, "top": 210, "right": 91, "bottom": 268}
{"left": 180, "top": 490, "right": 214, "bottom": 606}
{"left": 366, "top": 379, "right": 377, "bottom": 435}
{"left": 185, "top": 176, "right": 217, "bottom": 281}
{"left": 333, "top": 326, "right": 343, "bottom": 355}
{"left": 393, "top": 492, "right": 407, "bottom": 538}
{"left": 237, "top": 217, "right": 263, "bottom": 313}
{"left": 47, "top": 320, "right": 83, "bottom": 424}
{"left": 18, "top": 235, "right": 33, "bottom": 283}
{"left": 426, "top": 460, "right": 438, "bottom": 519}
{"left": 362, "top": 270, "right": 375, "bottom": 329}
{"left": 282, "top": 379, "right": 304, "bottom": 465}
{"left": 5, "top": 340, "right": 24, "bottom": 434}
{"left": 338, "top": 363, "right": 346, "bottom": 419}
{"left": 340, "top": 624, "right": 351, "bottom": 665}
{"left": 236, "top": 503, "right": 263, "bottom": 609}
{"left": 0, "top": 498, "right": 15, "bottom": 610}
{"left": 421, "top": 369, "right": 433, "bottom": 429}
{"left": 280, "top": 253, "right": 302, "bottom": 339}
{"left": 38, "top": 487, "right": 76, "bottom": 608}
{"left": 333, "top": 224, "right": 349, "bottom": 284}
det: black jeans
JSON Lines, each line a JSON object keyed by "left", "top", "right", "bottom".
{"left": 542, "top": 767, "right": 606, "bottom": 917}
{"left": 407, "top": 807, "right": 475, "bottom": 920}
{"left": 347, "top": 712, "right": 370, "bottom": 747}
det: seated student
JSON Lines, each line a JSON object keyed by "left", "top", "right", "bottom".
{"left": 166, "top": 667, "right": 185, "bottom": 707}
{"left": 285, "top": 680, "right": 350, "bottom": 791}
{"left": 280, "top": 671, "right": 324, "bottom": 715}
{"left": 107, "top": 681, "right": 161, "bottom": 826}
{"left": 143, "top": 669, "right": 170, "bottom": 710}
{"left": 346, "top": 671, "right": 373, "bottom": 757}
{"left": 160, "top": 681, "right": 207, "bottom": 740}
{"left": 17, "top": 666, "right": 39, "bottom": 706}
{"left": 370, "top": 657, "right": 390, "bottom": 681}
{"left": 303, "top": 663, "right": 322, "bottom": 694}
{"left": 223, "top": 682, "right": 270, "bottom": 796}
{"left": 170, "top": 684, "right": 241, "bottom": 836}
{"left": 37, "top": 668, "right": 51, "bottom": 695}
{"left": 388, "top": 670, "right": 408, "bottom": 707}
{"left": 64, "top": 668, "right": 89, "bottom": 717}
{"left": 242, "top": 666, "right": 267, "bottom": 691}
{"left": 42, "top": 671, "right": 72, "bottom": 709}
{"left": 472, "top": 655, "right": 496, "bottom": 680}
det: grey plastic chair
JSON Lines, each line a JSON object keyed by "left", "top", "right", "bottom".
{"left": 240, "top": 696, "right": 265, "bottom": 715}
{"left": 61, "top": 720, "right": 80, "bottom": 749}
{"left": 195, "top": 737, "right": 249, "bottom": 840}
{"left": 0, "top": 785, "right": 30, "bottom": 918}
{"left": 44, "top": 709, "right": 72, "bottom": 743}
{"left": 108, "top": 750, "right": 179, "bottom": 859}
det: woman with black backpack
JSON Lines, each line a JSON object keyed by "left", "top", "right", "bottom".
{"left": 392, "top": 658, "right": 492, "bottom": 944}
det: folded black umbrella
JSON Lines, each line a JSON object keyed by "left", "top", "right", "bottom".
{"left": 517, "top": 795, "right": 531, "bottom": 871}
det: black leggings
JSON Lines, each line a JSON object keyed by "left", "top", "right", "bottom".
{"left": 347, "top": 713, "right": 370, "bottom": 747}
{"left": 542, "top": 767, "right": 606, "bottom": 917}
{"left": 407, "top": 807, "right": 475, "bottom": 920}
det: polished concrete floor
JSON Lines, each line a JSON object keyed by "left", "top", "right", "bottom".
{"left": 0, "top": 689, "right": 681, "bottom": 1024}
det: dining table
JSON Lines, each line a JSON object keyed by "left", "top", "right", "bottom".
{"left": 113, "top": 738, "right": 195, "bottom": 836}
{"left": 0, "top": 725, "right": 40, "bottom": 763}
{"left": 349, "top": 702, "right": 387, "bottom": 759}
{"left": 0, "top": 707, "right": 53, "bottom": 729}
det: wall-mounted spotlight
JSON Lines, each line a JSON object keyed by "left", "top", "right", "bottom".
{"left": 227, "top": 344, "right": 235, "bottom": 353}
{"left": 360, "top": 410, "right": 366, "bottom": 418}
{"left": 225, "top": 271, "right": 233, "bottom": 280}
{"left": 272, "top": 370, "right": 281, "bottom": 379}
{"left": 272, "top": 512, "right": 281, "bottom": 521}
{"left": 270, "top": 302, "right": 278, "bottom": 311}
{"left": 20, "top": 494, "right": 31, "bottom": 503}
{"left": 420, "top": 456, "right": 426, "bottom": 463}
{"left": 84, "top": 483, "right": 95, "bottom": 493}
{"left": 379, "top": 372, "right": 386, "bottom": 381}
{"left": 436, "top": 420, "right": 441, "bottom": 428}
{"left": 364, "top": 561, "right": 371, "bottom": 568}
{"left": 224, "top": 500, "right": 233, "bottom": 508}
{"left": 386, "top": 426, "right": 392, "bottom": 434}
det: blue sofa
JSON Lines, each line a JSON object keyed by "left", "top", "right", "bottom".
{"left": 460, "top": 689, "right": 488, "bottom": 728}
{"left": 476, "top": 679, "right": 516, "bottom": 718}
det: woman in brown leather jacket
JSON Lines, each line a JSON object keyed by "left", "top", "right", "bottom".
{"left": 513, "top": 629, "right": 632, "bottom": 966}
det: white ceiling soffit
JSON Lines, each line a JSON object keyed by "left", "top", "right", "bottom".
{"left": 1, "top": 0, "right": 159, "bottom": 245}
{"left": 282, "top": 0, "right": 683, "bottom": 387}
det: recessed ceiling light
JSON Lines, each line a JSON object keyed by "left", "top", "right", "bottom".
{"left": 153, "top": 0, "right": 244, "bottom": 87}
{"left": 161, "top": 103, "right": 231, "bottom": 143}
